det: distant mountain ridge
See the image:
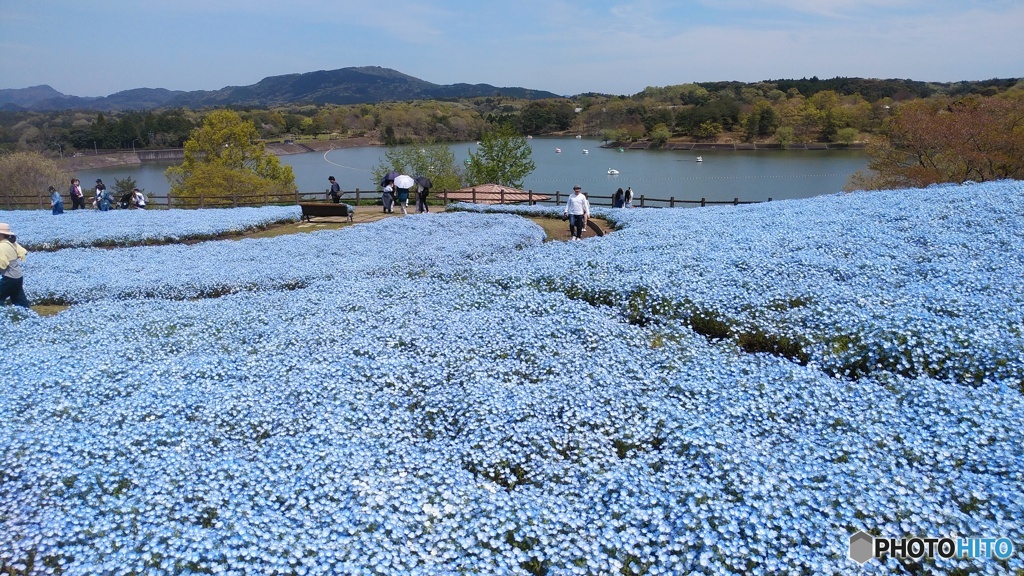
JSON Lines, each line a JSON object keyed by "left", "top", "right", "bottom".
{"left": 0, "top": 66, "right": 561, "bottom": 111}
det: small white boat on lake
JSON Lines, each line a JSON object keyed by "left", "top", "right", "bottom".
{"left": 555, "top": 148, "right": 562, "bottom": 153}
{"left": 583, "top": 149, "right": 589, "bottom": 154}
{"left": 607, "top": 168, "right": 619, "bottom": 175}
{"left": 696, "top": 156, "right": 703, "bottom": 162}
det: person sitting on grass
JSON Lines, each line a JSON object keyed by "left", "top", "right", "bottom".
{"left": 131, "top": 188, "right": 147, "bottom": 209}
{"left": 94, "top": 179, "right": 113, "bottom": 211}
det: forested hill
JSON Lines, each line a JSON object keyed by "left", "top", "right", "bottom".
{"left": 692, "top": 76, "right": 1019, "bottom": 100}
{"left": 0, "top": 66, "right": 562, "bottom": 112}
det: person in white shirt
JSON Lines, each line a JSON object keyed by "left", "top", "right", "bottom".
{"left": 131, "top": 188, "right": 147, "bottom": 209}
{"left": 563, "top": 185, "right": 590, "bottom": 240}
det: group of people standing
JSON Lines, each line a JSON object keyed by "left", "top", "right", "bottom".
{"left": 380, "top": 175, "right": 431, "bottom": 215}
{"left": 50, "top": 178, "right": 146, "bottom": 215}
{"left": 613, "top": 187, "right": 635, "bottom": 209}
{"left": 563, "top": 185, "right": 636, "bottom": 241}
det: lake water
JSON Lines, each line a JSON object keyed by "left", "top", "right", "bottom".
{"left": 79, "top": 137, "right": 870, "bottom": 206}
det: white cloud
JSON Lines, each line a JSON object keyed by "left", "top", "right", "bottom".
{"left": 0, "top": 0, "right": 1021, "bottom": 96}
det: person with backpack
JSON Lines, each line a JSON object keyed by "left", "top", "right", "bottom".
{"left": 0, "top": 222, "right": 30, "bottom": 308}
{"left": 415, "top": 176, "right": 432, "bottom": 213}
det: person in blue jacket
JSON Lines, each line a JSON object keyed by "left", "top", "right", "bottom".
{"left": 94, "top": 179, "right": 113, "bottom": 211}
{"left": 49, "top": 186, "right": 64, "bottom": 215}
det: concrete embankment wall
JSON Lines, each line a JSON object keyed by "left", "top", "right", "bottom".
{"left": 137, "top": 149, "right": 186, "bottom": 162}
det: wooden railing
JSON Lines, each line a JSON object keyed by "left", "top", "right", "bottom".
{"left": 435, "top": 189, "right": 769, "bottom": 208}
{"left": 2, "top": 188, "right": 767, "bottom": 210}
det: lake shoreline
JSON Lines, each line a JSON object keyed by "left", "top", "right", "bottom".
{"left": 72, "top": 136, "right": 870, "bottom": 201}
{"left": 60, "top": 136, "right": 866, "bottom": 171}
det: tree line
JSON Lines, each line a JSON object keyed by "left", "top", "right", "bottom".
{"left": 0, "top": 76, "right": 1021, "bottom": 200}
{"left": 2, "top": 77, "right": 1019, "bottom": 155}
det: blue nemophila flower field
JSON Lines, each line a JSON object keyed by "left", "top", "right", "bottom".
{"left": 0, "top": 205, "right": 301, "bottom": 250}
{"left": 1, "top": 182, "right": 1022, "bottom": 575}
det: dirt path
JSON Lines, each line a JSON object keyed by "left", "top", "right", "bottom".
{"left": 241, "top": 205, "right": 608, "bottom": 243}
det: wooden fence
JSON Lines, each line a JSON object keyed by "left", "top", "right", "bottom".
{"left": 435, "top": 189, "right": 769, "bottom": 208}
{"left": 2, "top": 188, "right": 768, "bottom": 210}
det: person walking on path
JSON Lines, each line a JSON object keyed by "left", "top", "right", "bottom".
{"left": 68, "top": 178, "right": 86, "bottom": 210}
{"left": 0, "top": 222, "right": 30, "bottom": 308}
{"left": 382, "top": 183, "right": 395, "bottom": 213}
{"left": 563, "top": 185, "right": 591, "bottom": 241}
{"left": 394, "top": 186, "right": 409, "bottom": 215}
{"left": 49, "top": 186, "right": 64, "bottom": 215}
{"left": 392, "top": 175, "right": 414, "bottom": 216}
{"left": 415, "top": 177, "right": 432, "bottom": 214}
{"left": 327, "top": 176, "right": 342, "bottom": 204}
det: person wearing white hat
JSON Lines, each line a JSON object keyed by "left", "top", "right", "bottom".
{"left": 0, "top": 222, "right": 29, "bottom": 308}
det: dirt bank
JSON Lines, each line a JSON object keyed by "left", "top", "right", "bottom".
{"left": 59, "top": 152, "right": 142, "bottom": 172}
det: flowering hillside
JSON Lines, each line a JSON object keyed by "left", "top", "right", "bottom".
{"left": 1, "top": 182, "right": 1022, "bottom": 575}
{"left": 0, "top": 205, "right": 301, "bottom": 250}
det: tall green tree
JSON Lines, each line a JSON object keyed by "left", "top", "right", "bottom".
{"left": 166, "top": 110, "right": 296, "bottom": 206}
{"left": 649, "top": 124, "right": 672, "bottom": 146}
{"left": 464, "top": 123, "right": 535, "bottom": 188}
{"left": 744, "top": 101, "right": 780, "bottom": 141}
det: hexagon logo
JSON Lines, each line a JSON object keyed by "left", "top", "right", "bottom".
{"left": 849, "top": 530, "right": 875, "bottom": 565}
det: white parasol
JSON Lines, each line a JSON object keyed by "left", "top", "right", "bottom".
{"left": 393, "top": 174, "right": 415, "bottom": 189}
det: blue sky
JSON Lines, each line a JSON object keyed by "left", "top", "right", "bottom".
{"left": 2, "top": 0, "right": 1022, "bottom": 98}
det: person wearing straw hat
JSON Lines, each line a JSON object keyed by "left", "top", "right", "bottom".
{"left": 0, "top": 222, "right": 29, "bottom": 308}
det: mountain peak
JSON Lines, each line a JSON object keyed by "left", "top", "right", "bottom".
{"left": 0, "top": 67, "right": 559, "bottom": 111}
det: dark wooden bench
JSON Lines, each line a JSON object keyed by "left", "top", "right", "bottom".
{"left": 299, "top": 202, "right": 353, "bottom": 223}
